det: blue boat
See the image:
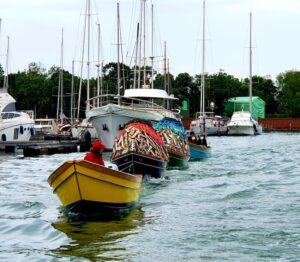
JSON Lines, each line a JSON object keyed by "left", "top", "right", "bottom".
{"left": 189, "top": 142, "right": 212, "bottom": 160}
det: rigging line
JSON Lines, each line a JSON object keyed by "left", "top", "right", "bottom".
{"left": 73, "top": 0, "right": 86, "bottom": 61}
{"left": 125, "top": 0, "right": 139, "bottom": 66}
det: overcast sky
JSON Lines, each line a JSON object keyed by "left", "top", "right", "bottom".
{"left": 1, "top": 0, "right": 300, "bottom": 81}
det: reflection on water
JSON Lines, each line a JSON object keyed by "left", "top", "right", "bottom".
{"left": 51, "top": 207, "right": 145, "bottom": 261}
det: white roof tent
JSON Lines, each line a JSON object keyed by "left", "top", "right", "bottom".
{"left": 124, "top": 89, "right": 178, "bottom": 100}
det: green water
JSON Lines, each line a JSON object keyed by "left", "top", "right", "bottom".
{"left": 0, "top": 132, "right": 299, "bottom": 261}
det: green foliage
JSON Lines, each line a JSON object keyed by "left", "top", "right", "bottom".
{"left": 244, "top": 76, "right": 279, "bottom": 114}
{"left": 173, "top": 73, "right": 196, "bottom": 114}
{"left": 0, "top": 64, "right": 4, "bottom": 77}
{"left": 277, "top": 70, "right": 300, "bottom": 117}
{"left": 201, "top": 71, "right": 243, "bottom": 115}
{"left": 5, "top": 61, "right": 299, "bottom": 119}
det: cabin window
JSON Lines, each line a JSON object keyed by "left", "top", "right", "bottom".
{"left": 2, "top": 103, "right": 16, "bottom": 112}
{"left": 14, "top": 128, "right": 19, "bottom": 140}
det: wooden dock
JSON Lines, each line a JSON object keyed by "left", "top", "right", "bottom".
{"left": 0, "top": 140, "right": 91, "bottom": 157}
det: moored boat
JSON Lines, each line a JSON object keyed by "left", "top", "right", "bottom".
{"left": 155, "top": 118, "right": 189, "bottom": 170}
{"left": 227, "top": 111, "right": 262, "bottom": 136}
{"left": 111, "top": 120, "right": 169, "bottom": 178}
{"left": 187, "top": 0, "right": 212, "bottom": 160}
{"left": 48, "top": 160, "right": 142, "bottom": 216}
{"left": 189, "top": 142, "right": 212, "bottom": 160}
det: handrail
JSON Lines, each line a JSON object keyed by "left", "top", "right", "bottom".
{"left": 87, "top": 94, "right": 166, "bottom": 111}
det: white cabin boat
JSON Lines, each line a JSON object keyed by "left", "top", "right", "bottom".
{"left": 0, "top": 90, "right": 34, "bottom": 142}
{"left": 86, "top": 88, "right": 179, "bottom": 150}
{"left": 190, "top": 112, "right": 227, "bottom": 136}
{"left": 227, "top": 111, "right": 262, "bottom": 135}
{"left": 34, "top": 118, "right": 58, "bottom": 135}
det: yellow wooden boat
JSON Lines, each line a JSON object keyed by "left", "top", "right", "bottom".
{"left": 48, "top": 160, "right": 143, "bottom": 216}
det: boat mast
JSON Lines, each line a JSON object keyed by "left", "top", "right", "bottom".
{"left": 133, "top": 23, "right": 140, "bottom": 89}
{"left": 96, "top": 23, "right": 101, "bottom": 107}
{"left": 3, "top": 36, "right": 9, "bottom": 90}
{"left": 201, "top": 0, "right": 206, "bottom": 133}
{"left": 71, "top": 60, "right": 74, "bottom": 123}
{"left": 117, "top": 2, "right": 121, "bottom": 105}
{"left": 164, "top": 41, "right": 167, "bottom": 92}
{"left": 86, "top": 0, "right": 91, "bottom": 111}
{"left": 163, "top": 41, "right": 169, "bottom": 109}
{"left": 249, "top": 12, "right": 253, "bottom": 115}
{"left": 77, "top": 0, "right": 88, "bottom": 119}
{"left": 56, "top": 28, "right": 64, "bottom": 125}
{"left": 150, "top": 3, "right": 154, "bottom": 89}
{"left": 137, "top": 0, "right": 143, "bottom": 89}
{"left": 143, "top": 0, "right": 147, "bottom": 86}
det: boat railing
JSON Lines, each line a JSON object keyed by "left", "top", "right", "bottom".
{"left": 195, "top": 111, "right": 215, "bottom": 119}
{"left": 87, "top": 94, "right": 168, "bottom": 111}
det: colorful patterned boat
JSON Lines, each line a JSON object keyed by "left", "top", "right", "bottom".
{"left": 155, "top": 118, "right": 189, "bottom": 169}
{"left": 111, "top": 120, "right": 169, "bottom": 178}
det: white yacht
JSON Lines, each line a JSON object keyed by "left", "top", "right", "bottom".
{"left": 0, "top": 90, "right": 35, "bottom": 142}
{"left": 85, "top": 0, "right": 179, "bottom": 149}
{"left": 227, "top": 111, "right": 262, "bottom": 135}
{"left": 86, "top": 88, "right": 179, "bottom": 149}
{"left": 227, "top": 13, "right": 262, "bottom": 136}
{"left": 34, "top": 118, "right": 58, "bottom": 136}
{"left": 189, "top": 112, "right": 227, "bottom": 136}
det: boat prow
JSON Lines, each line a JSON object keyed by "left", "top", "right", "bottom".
{"left": 48, "top": 160, "right": 142, "bottom": 216}
{"left": 189, "top": 143, "right": 212, "bottom": 160}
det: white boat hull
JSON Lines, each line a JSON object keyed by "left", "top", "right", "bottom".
{"left": 86, "top": 104, "right": 176, "bottom": 150}
{"left": 227, "top": 111, "right": 262, "bottom": 136}
{"left": 0, "top": 117, "right": 34, "bottom": 142}
{"left": 190, "top": 116, "right": 228, "bottom": 136}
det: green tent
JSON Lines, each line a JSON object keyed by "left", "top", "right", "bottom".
{"left": 180, "top": 100, "right": 190, "bottom": 118}
{"left": 224, "top": 96, "right": 265, "bottom": 120}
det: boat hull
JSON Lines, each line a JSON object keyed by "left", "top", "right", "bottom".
{"left": 0, "top": 119, "right": 34, "bottom": 142}
{"left": 189, "top": 143, "right": 212, "bottom": 160}
{"left": 168, "top": 150, "right": 189, "bottom": 170}
{"left": 48, "top": 160, "right": 142, "bottom": 215}
{"left": 227, "top": 112, "right": 263, "bottom": 136}
{"left": 112, "top": 152, "right": 167, "bottom": 179}
{"left": 227, "top": 125, "right": 255, "bottom": 135}
{"left": 86, "top": 104, "right": 176, "bottom": 150}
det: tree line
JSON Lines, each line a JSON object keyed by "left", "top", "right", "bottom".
{"left": 0, "top": 62, "right": 299, "bottom": 119}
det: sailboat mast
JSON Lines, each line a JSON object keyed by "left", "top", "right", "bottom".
{"left": 143, "top": 0, "right": 146, "bottom": 85}
{"left": 137, "top": 0, "right": 143, "bottom": 89}
{"left": 60, "top": 28, "right": 64, "bottom": 125}
{"left": 3, "top": 36, "right": 9, "bottom": 90}
{"left": 86, "top": 0, "right": 91, "bottom": 111}
{"left": 201, "top": 0, "right": 206, "bottom": 117}
{"left": 0, "top": 19, "right": 2, "bottom": 67}
{"left": 133, "top": 23, "right": 140, "bottom": 89}
{"left": 249, "top": 12, "right": 253, "bottom": 115}
{"left": 97, "top": 23, "right": 101, "bottom": 107}
{"left": 163, "top": 41, "right": 167, "bottom": 92}
{"left": 77, "top": 0, "right": 88, "bottom": 119}
{"left": 117, "top": 2, "right": 121, "bottom": 104}
{"left": 71, "top": 60, "right": 74, "bottom": 123}
{"left": 151, "top": 3, "right": 154, "bottom": 89}
{"left": 163, "top": 41, "right": 168, "bottom": 109}
{"left": 200, "top": 0, "right": 206, "bottom": 133}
